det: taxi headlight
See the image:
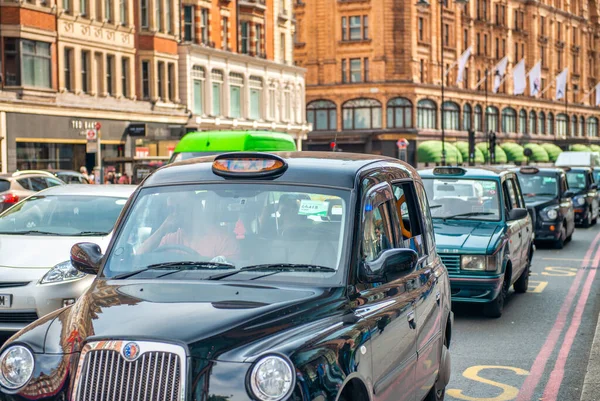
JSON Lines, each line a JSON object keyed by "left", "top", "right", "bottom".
{"left": 541, "top": 206, "right": 559, "bottom": 221}
{"left": 40, "top": 261, "right": 86, "bottom": 284}
{"left": 574, "top": 196, "right": 586, "bottom": 206}
{"left": 0, "top": 345, "right": 34, "bottom": 390}
{"left": 249, "top": 355, "right": 294, "bottom": 401}
{"left": 461, "top": 255, "right": 486, "bottom": 271}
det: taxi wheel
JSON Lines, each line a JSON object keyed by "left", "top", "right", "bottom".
{"left": 483, "top": 276, "right": 509, "bottom": 318}
{"left": 583, "top": 209, "right": 593, "bottom": 228}
{"left": 514, "top": 266, "right": 529, "bottom": 293}
{"left": 424, "top": 346, "right": 449, "bottom": 401}
{"left": 554, "top": 225, "right": 566, "bottom": 249}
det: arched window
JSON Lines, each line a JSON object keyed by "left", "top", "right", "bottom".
{"left": 557, "top": 113, "right": 568, "bottom": 137}
{"left": 519, "top": 109, "right": 527, "bottom": 134}
{"left": 474, "top": 105, "right": 483, "bottom": 132}
{"left": 307, "top": 100, "right": 337, "bottom": 131}
{"left": 501, "top": 107, "right": 517, "bottom": 133}
{"left": 548, "top": 113, "right": 555, "bottom": 136}
{"left": 538, "top": 112, "right": 546, "bottom": 135}
{"left": 417, "top": 99, "right": 437, "bottom": 129}
{"left": 529, "top": 111, "right": 537, "bottom": 134}
{"left": 587, "top": 117, "right": 598, "bottom": 137}
{"left": 463, "top": 104, "right": 472, "bottom": 131}
{"left": 579, "top": 116, "right": 585, "bottom": 137}
{"left": 443, "top": 101, "right": 460, "bottom": 130}
{"left": 342, "top": 98, "right": 382, "bottom": 130}
{"left": 387, "top": 97, "right": 413, "bottom": 128}
{"left": 486, "top": 106, "right": 499, "bottom": 133}
{"left": 571, "top": 115, "right": 578, "bottom": 137}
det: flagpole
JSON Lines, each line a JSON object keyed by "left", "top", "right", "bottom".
{"left": 485, "top": 68, "right": 489, "bottom": 165}
{"left": 565, "top": 83, "right": 569, "bottom": 138}
{"left": 440, "top": 0, "right": 446, "bottom": 166}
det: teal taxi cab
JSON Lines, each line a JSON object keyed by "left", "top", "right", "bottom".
{"left": 420, "top": 167, "right": 534, "bottom": 318}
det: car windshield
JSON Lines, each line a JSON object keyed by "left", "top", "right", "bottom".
{"left": 422, "top": 178, "right": 501, "bottom": 221}
{"left": 517, "top": 174, "right": 559, "bottom": 198}
{"left": 103, "top": 184, "right": 350, "bottom": 283}
{"left": 169, "top": 152, "right": 221, "bottom": 163}
{"left": 594, "top": 170, "right": 600, "bottom": 184}
{"left": 566, "top": 172, "right": 587, "bottom": 190}
{"left": 0, "top": 195, "right": 127, "bottom": 236}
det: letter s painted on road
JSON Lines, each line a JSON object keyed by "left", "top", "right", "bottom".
{"left": 447, "top": 365, "right": 529, "bottom": 401}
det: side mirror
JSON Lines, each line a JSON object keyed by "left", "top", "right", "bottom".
{"left": 359, "top": 248, "right": 419, "bottom": 283}
{"left": 563, "top": 189, "right": 576, "bottom": 199}
{"left": 71, "top": 242, "right": 103, "bottom": 275}
{"left": 507, "top": 208, "right": 528, "bottom": 221}
{"left": 591, "top": 183, "right": 598, "bottom": 190}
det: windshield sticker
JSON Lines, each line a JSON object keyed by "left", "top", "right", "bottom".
{"left": 115, "top": 199, "right": 127, "bottom": 205}
{"left": 299, "top": 200, "right": 329, "bottom": 216}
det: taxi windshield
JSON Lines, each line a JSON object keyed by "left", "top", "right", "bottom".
{"left": 422, "top": 178, "right": 501, "bottom": 221}
{"left": 104, "top": 184, "right": 350, "bottom": 282}
{"left": 566, "top": 172, "right": 588, "bottom": 190}
{"left": 517, "top": 174, "right": 559, "bottom": 198}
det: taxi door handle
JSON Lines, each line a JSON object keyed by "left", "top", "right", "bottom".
{"left": 407, "top": 311, "right": 417, "bottom": 330}
{"left": 436, "top": 292, "right": 441, "bottom": 306}
{"left": 518, "top": 232, "right": 522, "bottom": 238}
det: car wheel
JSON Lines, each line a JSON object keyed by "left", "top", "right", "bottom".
{"left": 554, "top": 225, "right": 566, "bottom": 249}
{"left": 514, "top": 265, "right": 529, "bottom": 293}
{"left": 484, "top": 275, "right": 509, "bottom": 318}
{"left": 584, "top": 208, "right": 593, "bottom": 228}
{"left": 424, "top": 343, "right": 449, "bottom": 401}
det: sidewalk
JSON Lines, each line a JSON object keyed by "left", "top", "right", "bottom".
{"left": 581, "top": 310, "right": 600, "bottom": 400}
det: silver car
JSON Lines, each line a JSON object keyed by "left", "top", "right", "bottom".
{"left": 0, "top": 184, "right": 135, "bottom": 331}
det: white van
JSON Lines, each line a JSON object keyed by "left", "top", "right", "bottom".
{"left": 555, "top": 151, "right": 600, "bottom": 167}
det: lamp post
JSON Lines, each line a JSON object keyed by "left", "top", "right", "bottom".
{"left": 416, "top": 0, "right": 469, "bottom": 166}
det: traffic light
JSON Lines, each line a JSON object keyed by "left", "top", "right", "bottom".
{"left": 468, "top": 130, "right": 475, "bottom": 166}
{"left": 488, "top": 131, "right": 497, "bottom": 164}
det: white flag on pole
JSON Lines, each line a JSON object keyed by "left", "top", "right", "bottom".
{"left": 456, "top": 47, "right": 472, "bottom": 84}
{"left": 492, "top": 57, "right": 509, "bottom": 94}
{"left": 595, "top": 83, "right": 600, "bottom": 106}
{"left": 529, "top": 61, "right": 542, "bottom": 97}
{"left": 513, "top": 59, "right": 527, "bottom": 95}
{"left": 555, "top": 68, "right": 568, "bottom": 100}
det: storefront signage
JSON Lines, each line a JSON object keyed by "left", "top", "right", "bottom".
{"left": 136, "top": 147, "right": 150, "bottom": 157}
{"left": 128, "top": 123, "right": 147, "bottom": 137}
{"left": 71, "top": 119, "right": 101, "bottom": 131}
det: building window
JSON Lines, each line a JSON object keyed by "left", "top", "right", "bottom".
{"left": 106, "top": 54, "right": 114, "bottom": 96}
{"left": 157, "top": 62, "right": 164, "bottom": 99}
{"left": 463, "top": 28, "right": 468, "bottom": 50}
{"left": 350, "top": 58, "right": 361, "bottom": 83}
{"left": 557, "top": 113, "right": 568, "bottom": 137}
{"left": 81, "top": 50, "right": 90, "bottom": 93}
{"left": 588, "top": 117, "right": 598, "bottom": 137}
{"left": 420, "top": 59, "right": 425, "bottom": 82}
{"left": 443, "top": 101, "right": 460, "bottom": 130}
{"left": 222, "top": 17, "right": 229, "bottom": 50}
{"left": 579, "top": 116, "right": 585, "bottom": 137}
{"left": 141, "top": 60, "right": 150, "bottom": 99}
{"left": 363, "top": 16, "right": 369, "bottom": 39}
{"left": 241, "top": 22, "right": 250, "bottom": 54}
{"left": 349, "top": 16, "right": 361, "bottom": 40}
{"left": 501, "top": 107, "right": 517, "bottom": 133}
{"left": 417, "top": 99, "right": 437, "bottom": 130}
{"left": 307, "top": 100, "right": 337, "bottom": 131}
{"left": 211, "top": 69, "right": 223, "bottom": 116}
{"left": 486, "top": 106, "right": 499, "bottom": 132}
{"left": 364, "top": 58, "right": 369, "bottom": 82}
{"left": 192, "top": 66, "right": 205, "bottom": 115}
{"left": 418, "top": 18, "right": 424, "bottom": 41}
{"left": 474, "top": 105, "right": 483, "bottom": 131}
{"left": 342, "top": 98, "right": 382, "bottom": 130}
{"left": 539, "top": 112, "right": 546, "bottom": 135}
{"left": 280, "top": 33, "right": 286, "bottom": 63}
{"left": 141, "top": 0, "right": 148, "bottom": 28}
{"left": 155, "top": 0, "right": 162, "bottom": 32}
{"left": 342, "top": 59, "right": 347, "bottom": 83}
{"left": 121, "top": 57, "right": 129, "bottom": 98}
{"left": 342, "top": 17, "right": 347, "bottom": 40}
{"left": 548, "top": 113, "right": 554, "bottom": 136}
{"left": 105, "top": 0, "right": 112, "bottom": 22}
{"left": 64, "top": 48, "right": 72, "bottom": 92}
{"left": 249, "top": 76, "right": 263, "bottom": 120}
{"left": 6, "top": 39, "right": 53, "bottom": 89}
{"left": 529, "top": 110, "right": 536, "bottom": 134}
{"left": 120, "top": 0, "right": 127, "bottom": 25}
{"left": 168, "top": 63, "right": 175, "bottom": 101}
{"left": 256, "top": 25, "right": 263, "bottom": 56}
{"left": 571, "top": 115, "right": 577, "bottom": 137}
{"left": 63, "top": 0, "right": 70, "bottom": 13}
{"left": 444, "top": 24, "right": 450, "bottom": 46}
{"left": 183, "top": 6, "right": 194, "bottom": 42}
{"left": 519, "top": 109, "right": 527, "bottom": 134}
{"left": 387, "top": 97, "right": 413, "bottom": 128}
{"left": 540, "top": 16, "right": 546, "bottom": 35}
{"left": 80, "top": 0, "right": 88, "bottom": 16}
{"left": 229, "top": 72, "right": 243, "bottom": 118}
{"left": 201, "top": 8, "right": 209, "bottom": 44}
{"left": 166, "top": 0, "right": 172, "bottom": 33}
{"left": 463, "top": 104, "right": 472, "bottom": 131}
{"left": 283, "top": 89, "right": 291, "bottom": 121}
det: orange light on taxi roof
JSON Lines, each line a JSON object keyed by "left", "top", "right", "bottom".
{"left": 212, "top": 157, "right": 285, "bottom": 174}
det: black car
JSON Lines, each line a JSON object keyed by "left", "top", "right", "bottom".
{"left": 563, "top": 167, "right": 599, "bottom": 227}
{"left": 515, "top": 166, "right": 576, "bottom": 249}
{"left": 0, "top": 152, "right": 452, "bottom": 401}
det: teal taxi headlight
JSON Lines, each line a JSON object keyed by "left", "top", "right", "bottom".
{"left": 461, "top": 255, "right": 486, "bottom": 271}
{"left": 0, "top": 345, "right": 34, "bottom": 390}
{"left": 249, "top": 355, "right": 294, "bottom": 401}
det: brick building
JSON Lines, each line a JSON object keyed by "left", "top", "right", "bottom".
{"left": 294, "top": 0, "right": 600, "bottom": 162}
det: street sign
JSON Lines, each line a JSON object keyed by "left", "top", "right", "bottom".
{"left": 95, "top": 122, "right": 102, "bottom": 131}
{"left": 86, "top": 141, "right": 98, "bottom": 153}
{"left": 397, "top": 138, "right": 409, "bottom": 149}
{"left": 168, "top": 146, "right": 175, "bottom": 157}
{"left": 86, "top": 129, "right": 97, "bottom": 141}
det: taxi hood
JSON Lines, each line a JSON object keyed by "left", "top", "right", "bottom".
{"left": 45, "top": 279, "right": 348, "bottom": 361}
{"left": 433, "top": 219, "right": 503, "bottom": 254}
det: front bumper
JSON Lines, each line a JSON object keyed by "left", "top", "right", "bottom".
{"left": 0, "top": 276, "right": 94, "bottom": 332}
{"left": 574, "top": 208, "right": 590, "bottom": 224}
{"left": 449, "top": 274, "right": 503, "bottom": 303}
{"left": 534, "top": 222, "right": 563, "bottom": 241}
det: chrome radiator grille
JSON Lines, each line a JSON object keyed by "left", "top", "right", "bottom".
{"left": 440, "top": 254, "right": 461, "bottom": 274}
{"left": 73, "top": 341, "right": 186, "bottom": 401}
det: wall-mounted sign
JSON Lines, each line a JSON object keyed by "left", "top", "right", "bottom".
{"left": 135, "top": 147, "right": 149, "bottom": 157}
{"left": 128, "top": 123, "right": 147, "bottom": 137}
{"left": 71, "top": 119, "right": 100, "bottom": 131}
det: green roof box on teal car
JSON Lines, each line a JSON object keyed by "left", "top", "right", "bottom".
{"left": 169, "top": 130, "right": 297, "bottom": 163}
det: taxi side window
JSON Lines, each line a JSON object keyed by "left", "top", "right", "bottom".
{"left": 392, "top": 183, "right": 425, "bottom": 258}
{"left": 416, "top": 182, "right": 435, "bottom": 261}
{"left": 503, "top": 179, "right": 519, "bottom": 210}
{"left": 362, "top": 201, "right": 394, "bottom": 263}
{"left": 511, "top": 177, "right": 526, "bottom": 208}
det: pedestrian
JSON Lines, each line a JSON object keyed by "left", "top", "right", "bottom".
{"left": 118, "top": 172, "right": 130, "bottom": 185}
{"left": 104, "top": 172, "right": 115, "bottom": 184}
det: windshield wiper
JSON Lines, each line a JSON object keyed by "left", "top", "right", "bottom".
{"left": 111, "top": 261, "right": 235, "bottom": 280}
{"left": 430, "top": 205, "right": 443, "bottom": 209}
{"left": 441, "top": 212, "right": 495, "bottom": 221}
{"left": 76, "top": 231, "right": 110, "bottom": 236}
{"left": 206, "top": 263, "right": 336, "bottom": 281}
{"left": 0, "top": 230, "right": 58, "bottom": 235}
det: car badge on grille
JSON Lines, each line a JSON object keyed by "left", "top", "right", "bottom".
{"left": 122, "top": 342, "right": 140, "bottom": 361}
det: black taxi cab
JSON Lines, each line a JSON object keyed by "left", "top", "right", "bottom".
{"left": 514, "top": 166, "right": 576, "bottom": 249}
{"left": 0, "top": 153, "right": 452, "bottom": 401}
{"left": 562, "top": 167, "right": 599, "bottom": 227}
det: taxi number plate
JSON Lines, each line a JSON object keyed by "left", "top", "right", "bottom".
{"left": 0, "top": 295, "right": 12, "bottom": 308}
